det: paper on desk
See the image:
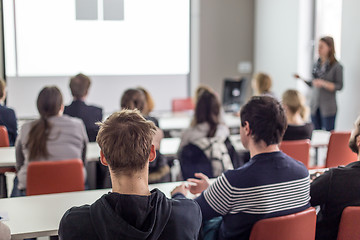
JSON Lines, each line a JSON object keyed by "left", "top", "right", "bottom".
{"left": 0, "top": 212, "right": 9, "bottom": 221}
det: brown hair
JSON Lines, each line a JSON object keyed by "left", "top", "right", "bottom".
{"left": 194, "top": 85, "right": 212, "bottom": 104}
{"left": 320, "top": 36, "right": 337, "bottom": 66}
{"left": 193, "top": 89, "right": 220, "bottom": 137}
{"left": 137, "top": 87, "right": 155, "bottom": 115}
{"left": 282, "top": 89, "right": 309, "bottom": 121}
{"left": 120, "top": 89, "right": 146, "bottom": 111}
{"left": 27, "top": 86, "right": 63, "bottom": 160}
{"left": 96, "top": 109, "right": 156, "bottom": 175}
{"left": 253, "top": 72, "right": 272, "bottom": 95}
{"left": 0, "top": 78, "right": 5, "bottom": 99}
{"left": 69, "top": 73, "right": 91, "bottom": 99}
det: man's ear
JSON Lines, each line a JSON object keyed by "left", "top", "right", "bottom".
{"left": 100, "top": 150, "right": 108, "bottom": 166}
{"left": 148, "top": 144, "right": 156, "bottom": 163}
{"left": 356, "top": 135, "right": 360, "bottom": 149}
{"left": 243, "top": 121, "right": 251, "bottom": 136}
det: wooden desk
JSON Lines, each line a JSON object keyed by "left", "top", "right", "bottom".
{"left": 0, "top": 181, "right": 181, "bottom": 239}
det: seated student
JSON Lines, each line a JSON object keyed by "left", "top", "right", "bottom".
{"left": 282, "top": 89, "right": 314, "bottom": 141}
{"left": 172, "top": 96, "right": 311, "bottom": 240}
{"left": 252, "top": 72, "right": 276, "bottom": 98}
{"left": 59, "top": 109, "right": 202, "bottom": 240}
{"left": 120, "top": 88, "right": 170, "bottom": 183}
{"left": 12, "top": 86, "right": 88, "bottom": 197}
{"left": 0, "top": 222, "right": 11, "bottom": 240}
{"left": 137, "top": 87, "right": 159, "bottom": 127}
{"left": 0, "top": 78, "right": 17, "bottom": 146}
{"left": 64, "top": 73, "right": 103, "bottom": 142}
{"left": 310, "top": 116, "right": 360, "bottom": 240}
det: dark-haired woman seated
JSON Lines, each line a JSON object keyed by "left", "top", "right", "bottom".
{"left": 11, "top": 86, "right": 88, "bottom": 197}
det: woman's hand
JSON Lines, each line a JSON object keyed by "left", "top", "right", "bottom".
{"left": 313, "top": 79, "right": 335, "bottom": 91}
{"left": 171, "top": 183, "right": 189, "bottom": 197}
{"left": 187, "top": 173, "right": 211, "bottom": 195}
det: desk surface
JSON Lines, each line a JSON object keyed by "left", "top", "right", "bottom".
{"left": 0, "top": 181, "right": 181, "bottom": 239}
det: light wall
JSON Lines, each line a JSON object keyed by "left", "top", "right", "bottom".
{"left": 336, "top": 0, "right": 360, "bottom": 130}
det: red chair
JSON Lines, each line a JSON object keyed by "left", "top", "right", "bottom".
{"left": 171, "top": 98, "right": 194, "bottom": 112}
{"left": 26, "top": 159, "right": 84, "bottom": 196}
{"left": 280, "top": 140, "right": 311, "bottom": 168}
{"left": 325, "top": 132, "right": 357, "bottom": 168}
{"left": 0, "top": 126, "right": 10, "bottom": 147}
{"left": 249, "top": 207, "right": 316, "bottom": 240}
{"left": 337, "top": 206, "right": 360, "bottom": 240}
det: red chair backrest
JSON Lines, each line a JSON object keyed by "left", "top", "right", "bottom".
{"left": 0, "top": 126, "right": 10, "bottom": 147}
{"left": 337, "top": 206, "right": 360, "bottom": 240}
{"left": 171, "top": 98, "right": 194, "bottom": 112}
{"left": 280, "top": 140, "right": 311, "bottom": 168}
{"left": 26, "top": 159, "right": 84, "bottom": 196}
{"left": 326, "top": 132, "right": 357, "bottom": 168}
{"left": 249, "top": 207, "right": 316, "bottom": 240}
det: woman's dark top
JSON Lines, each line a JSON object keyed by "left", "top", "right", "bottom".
{"left": 283, "top": 123, "right": 314, "bottom": 141}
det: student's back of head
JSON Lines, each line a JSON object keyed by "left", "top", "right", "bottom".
{"left": 282, "top": 89, "right": 309, "bottom": 121}
{"left": 252, "top": 72, "right": 273, "bottom": 95}
{"left": 240, "top": 96, "right": 287, "bottom": 146}
{"left": 120, "top": 88, "right": 146, "bottom": 112}
{"left": 27, "top": 86, "right": 63, "bottom": 160}
{"left": 0, "top": 78, "right": 6, "bottom": 101}
{"left": 69, "top": 73, "right": 91, "bottom": 99}
{"left": 193, "top": 90, "right": 221, "bottom": 138}
{"left": 136, "top": 87, "right": 155, "bottom": 116}
{"left": 96, "top": 109, "right": 156, "bottom": 175}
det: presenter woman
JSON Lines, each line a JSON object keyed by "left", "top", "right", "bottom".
{"left": 296, "top": 36, "right": 343, "bottom": 131}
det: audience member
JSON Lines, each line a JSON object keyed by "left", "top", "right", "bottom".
{"left": 11, "top": 86, "right": 88, "bottom": 197}
{"left": 0, "top": 222, "right": 10, "bottom": 240}
{"left": 0, "top": 78, "right": 17, "bottom": 146}
{"left": 121, "top": 88, "right": 169, "bottom": 183}
{"left": 282, "top": 89, "right": 314, "bottom": 141}
{"left": 173, "top": 96, "right": 310, "bottom": 240}
{"left": 59, "top": 109, "right": 202, "bottom": 240}
{"left": 252, "top": 72, "right": 276, "bottom": 98}
{"left": 178, "top": 89, "right": 230, "bottom": 152}
{"left": 137, "top": 87, "right": 159, "bottom": 126}
{"left": 64, "top": 73, "right": 103, "bottom": 142}
{"left": 310, "top": 116, "right": 360, "bottom": 240}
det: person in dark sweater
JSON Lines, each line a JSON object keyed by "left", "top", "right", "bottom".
{"left": 59, "top": 109, "right": 202, "bottom": 240}
{"left": 172, "top": 96, "right": 311, "bottom": 240}
{"left": 310, "top": 116, "right": 360, "bottom": 240}
{"left": 282, "top": 89, "right": 313, "bottom": 141}
{"left": 0, "top": 78, "right": 17, "bottom": 146}
{"left": 64, "top": 73, "right": 103, "bottom": 142}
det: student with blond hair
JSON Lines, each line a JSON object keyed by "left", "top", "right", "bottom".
{"left": 282, "top": 89, "right": 313, "bottom": 141}
{"left": 252, "top": 72, "right": 276, "bottom": 98}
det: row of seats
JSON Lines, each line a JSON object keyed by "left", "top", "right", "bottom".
{"left": 250, "top": 206, "right": 360, "bottom": 240}
{"left": 280, "top": 131, "right": 357, "bottom": 169}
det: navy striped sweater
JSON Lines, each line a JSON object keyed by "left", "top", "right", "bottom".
{"left": 195, "top": 151, "right": 310, "bottom": 240}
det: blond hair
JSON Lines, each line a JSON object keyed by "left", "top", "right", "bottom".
{"left": 0, "top": 78, "right": 6, "bottom": 99}
{"left": 282, "top": 89, "right": 309, "bottom": 121}
{"left": 96, "top": 109, "right": 156, "bottom": 175}
{"left": 253, "top": 73, "right": 272, "bottom": 95}
{"left": 137, "top": 87, "right": 155, "bottom": 115}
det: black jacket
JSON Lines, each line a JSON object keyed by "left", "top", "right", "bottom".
{"left": 64, "top": 100, "right": 103, "bottom": 142}
{"left": 59, "top": 188, "right": 202, "bottom": 240}
{"left": 0, "top": 105, "right": 17, "bottom": 146}
{"left": 310, "top": 161, "right": 360, "bottom": 240}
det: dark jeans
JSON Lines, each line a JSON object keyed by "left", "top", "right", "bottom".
{"left": 10, "top": 176, "right": 26, "bottom": 197}
{"left": 311, "top": 108, "right": 336, "bottom": 131}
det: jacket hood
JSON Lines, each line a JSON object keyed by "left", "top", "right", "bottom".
{"left": 89, "top": 188, "right": 172, "bottom": 240}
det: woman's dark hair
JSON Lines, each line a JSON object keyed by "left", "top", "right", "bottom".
{"left": 27, "top": 86, "right": 63, "bottom": 160}
{"left": 240, "top": 96, "right": 287, "bottom": 146}
{"left": 120, "top": 89, "right": 145, "bottom": 112}
{"left": 193, "top": 90, "right": 220, "bottom": 137}
{"left": 320, "top": 36, "right": 337, "bottom": 65}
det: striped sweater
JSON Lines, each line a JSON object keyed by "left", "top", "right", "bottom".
{"left": 195, "top": 151, "right": 310, "bottom": 240}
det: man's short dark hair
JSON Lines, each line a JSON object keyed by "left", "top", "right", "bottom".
{"left": 69, "top": 73, "right": 91, "bottom": 99}
{"left": 240, "top": 96, "right": 287, "bottom": 146}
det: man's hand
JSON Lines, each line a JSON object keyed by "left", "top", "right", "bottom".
{"left": 187, "top": 173, "right": 210, "bottom": 195}
{"left": 171, "top": 183, "right": 189, "bottom": 197}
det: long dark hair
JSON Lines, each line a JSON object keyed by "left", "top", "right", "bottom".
{"left": 320, "top": 36, "right": 337, "bottom": 66}
{"left": 27, "top": 86, "right": 63, "bottom": 160}
{"left": 193, "top": 90, "right": 220, "bottom": 137}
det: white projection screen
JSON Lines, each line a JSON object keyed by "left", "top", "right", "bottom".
{"left": 3, "top": 0, "right": 190, "bottom": 117}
